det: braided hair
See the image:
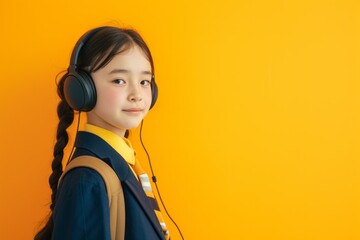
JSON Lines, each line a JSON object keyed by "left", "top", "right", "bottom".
{"left": 34, "top": 26, "right": 155, "bottom": 240}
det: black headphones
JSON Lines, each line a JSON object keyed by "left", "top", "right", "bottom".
{"left": 63, "top": 26, "right": 158, "bottom": 112}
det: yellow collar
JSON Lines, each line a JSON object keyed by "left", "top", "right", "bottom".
{"left": 83, "top": 124, "right": 136, "bottom": 165}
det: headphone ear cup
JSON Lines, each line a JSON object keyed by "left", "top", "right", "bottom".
{"left": 64, "top": 70, "right": 97, "bottom": 112}
{"left": 150, "top": 80, "right": 158, "bottom": 109}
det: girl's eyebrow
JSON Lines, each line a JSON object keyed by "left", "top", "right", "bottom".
{"left": 109, "top": 69, "right": 152, "bottom": 75}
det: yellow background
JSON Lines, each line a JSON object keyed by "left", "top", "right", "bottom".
{"left": 0, "top": 0, "right": 359, "bottom": 239}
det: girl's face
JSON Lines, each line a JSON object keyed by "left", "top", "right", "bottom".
{"left": 87, "top": 45, "right": 153, "bottom": 137}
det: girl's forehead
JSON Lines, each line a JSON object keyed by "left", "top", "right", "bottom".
{"left": 104, "top": 46, "right": 151, "bottom": 71}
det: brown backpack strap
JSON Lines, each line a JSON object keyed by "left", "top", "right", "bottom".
{"left": 59, "top": 155, "right": 125, "bottom": 240}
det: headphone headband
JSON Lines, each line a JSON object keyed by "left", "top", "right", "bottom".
{"left": 69, "top": 26, "right": 109, "bottom": 71}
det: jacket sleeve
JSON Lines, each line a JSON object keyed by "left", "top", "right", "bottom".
{"left": 52, "top": 167, "right": 111, "bottom": 240}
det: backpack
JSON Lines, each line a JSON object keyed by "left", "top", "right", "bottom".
{"left": 58, "top": 155, "right": 125, "bottom": 240}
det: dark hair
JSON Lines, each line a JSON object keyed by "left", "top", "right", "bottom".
{"left": 34, "top": 26, "right": 154, "bottom": 240}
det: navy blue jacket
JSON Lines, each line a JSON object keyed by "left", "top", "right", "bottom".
{"left": 52, "top": 131, "right": 165, "bottom": 240}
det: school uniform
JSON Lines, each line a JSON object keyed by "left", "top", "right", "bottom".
{"left": 52, "top": 125, "right": 166, "bottom": 240}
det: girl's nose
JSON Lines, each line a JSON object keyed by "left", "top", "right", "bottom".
{"left": 128, "top": 86, "right": 142, "bottom": 102}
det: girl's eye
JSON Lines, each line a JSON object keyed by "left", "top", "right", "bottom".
{"left": 141, "top": 80, "right": 151, "bottom": 86}
{"left": 113, "top": 79, "right": 125, "bottom": 85}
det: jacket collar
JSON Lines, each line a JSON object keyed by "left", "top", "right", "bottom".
{"left": 74, "top": 131, "right": 165, "bottom": 239}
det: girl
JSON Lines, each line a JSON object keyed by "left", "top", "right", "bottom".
{"left": 34, "top": 26, "right": 169, "bottom": 240}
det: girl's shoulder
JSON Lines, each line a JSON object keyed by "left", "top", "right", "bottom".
{"left": 52, "top": 167, "right": 111, "bottom": 239}
{"left": 57, "top": 167, "right": 107, "bottom": 197}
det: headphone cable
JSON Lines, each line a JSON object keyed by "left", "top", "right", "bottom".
{"left": 139, "top": 120, "right": 185, "bottom": 240}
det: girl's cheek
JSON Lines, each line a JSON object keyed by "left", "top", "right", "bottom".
{"left": 98, "top": 90, "right": 121, "bottom": 105}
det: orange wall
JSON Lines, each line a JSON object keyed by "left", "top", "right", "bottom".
{"left": 0, "top": 0, "right": 359, "bottom": 239}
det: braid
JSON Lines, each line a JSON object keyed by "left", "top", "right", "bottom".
{"left": 34, "top": 77, "right": 74, "bottom": 240}
{"left": 49, "top": 100, "right": 74, "bottom": 210}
